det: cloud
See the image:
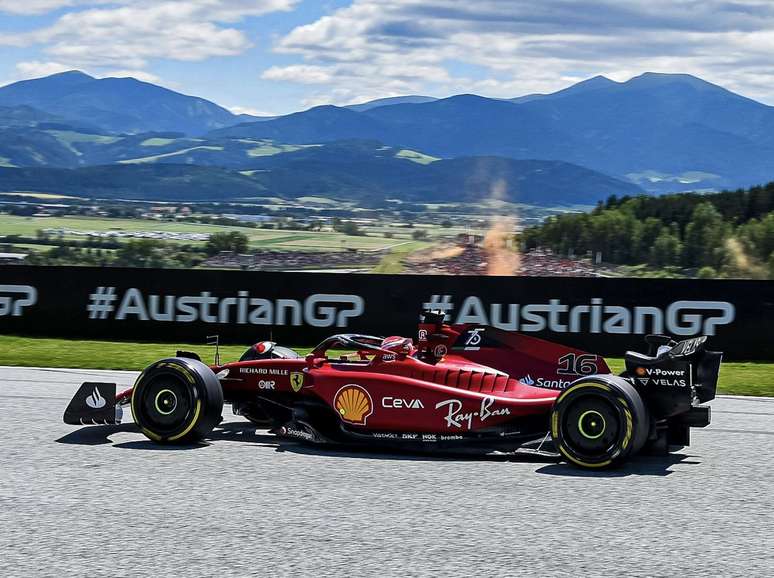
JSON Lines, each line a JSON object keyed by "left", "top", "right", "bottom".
{"left": 0, "top": 1, "right": 119, "bottom": 15}
{"left": 14, "top": 60, "right": 74, "bottom": 78}
{"left": 0, "top": 1, "right": 75, "bottom": 14}
{"left": 9, "top": 60, "right": 167, "bottom": 88}
{"left": 266, "top": 0, "right": 774, "bottom": 105}
{"left": 1, "top": 1, "right": 299, "bottom": 68}
{"left": 105, "top": 69, "right": 164, "bottom": 84}
{"left": 226, "top": 105, "right": 276, "bottom": 117}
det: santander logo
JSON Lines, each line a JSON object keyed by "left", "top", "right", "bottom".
{"left": 85, "top": 387, "right": 106, "bottom": 409}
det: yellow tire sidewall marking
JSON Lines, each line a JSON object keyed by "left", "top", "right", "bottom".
{"left": 132, "top": 361, "right": 201, "bottom": 442}
{"left": 168, "top": 399, "right": 202, "bottom": 441}
{"left": 554, "top": 380, "right": 631, "bottom": 468}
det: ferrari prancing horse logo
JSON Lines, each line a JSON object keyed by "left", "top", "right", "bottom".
{"left": 290, "top": 372, "right": 305, "bottom": 392}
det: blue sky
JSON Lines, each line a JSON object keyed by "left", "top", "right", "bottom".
{"left": 2, "top": 1, "right": 774, "bottom": 115}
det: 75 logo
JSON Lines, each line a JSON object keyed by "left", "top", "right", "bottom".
{"left": 465, "top": 328, "right": 484, "bottom": 346}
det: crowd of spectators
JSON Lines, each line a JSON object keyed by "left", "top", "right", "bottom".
{"left": 203, "top": 250, "right": 386, "bottom": 271}
{"left": 404, "top": 246, "right": 605, "bottom": 277}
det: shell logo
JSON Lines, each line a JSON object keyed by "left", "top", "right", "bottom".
{"left": 334, "top": 384, "right": 373, "bottom": 425}
{"left": 636, "top": 367, "right": 647, "bottom": 376}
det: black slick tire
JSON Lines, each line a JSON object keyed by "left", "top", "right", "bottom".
{"left": 551, "top": 375, "right": 649, "bottom": 469}
{"left": 131, "top": 357, "right": 223, "bottom": 443}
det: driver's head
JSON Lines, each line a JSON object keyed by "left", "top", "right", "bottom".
{"left": 381, "top": 336, "right": 414, "bottom": 355}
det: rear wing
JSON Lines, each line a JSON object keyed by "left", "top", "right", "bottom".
{"left": 624, "top": 335, "right": 722, "bottom": 406}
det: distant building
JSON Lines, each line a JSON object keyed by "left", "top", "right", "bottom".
{"left": 456, "top": 233, "right": 484, "bottom": 246}
{"left": 0, "top": 252, "right": 28, "bottom": 264}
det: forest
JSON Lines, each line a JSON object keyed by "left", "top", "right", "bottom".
{"left": 522, "top": 181, "right": 774, "bottom": 278}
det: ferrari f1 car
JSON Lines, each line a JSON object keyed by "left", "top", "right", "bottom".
{"left": 64, "top": 311, "right": 722, "bottom": 468}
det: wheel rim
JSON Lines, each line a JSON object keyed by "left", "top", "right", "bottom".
{"left": 578, "top": 410, "right": 606, "bottom": 440}
{"left": 560, "top": 394, "right": 620, "bottom": 458}
{"left": 154, "top": 389, "right": 178, "bottom": 416}
{"left": 136, "top": 375, "right": 193, "bottom": 435}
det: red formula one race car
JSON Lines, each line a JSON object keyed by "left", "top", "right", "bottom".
{"left": 64, "top": 311, "right": 722, "bottom": 468}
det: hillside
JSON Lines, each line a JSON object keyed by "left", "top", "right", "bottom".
{"left": 0, "top": 140, "right": 641, "bottom": 204}
{"left": 0, "top": 71, "right": 247, "bottom": 135}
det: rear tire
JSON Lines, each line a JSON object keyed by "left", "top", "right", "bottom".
{"left": 131, "top": 357, "right": 223, "bottom": 443}
{"left": 551, "top": 375, "right": 649, "bottom": 468}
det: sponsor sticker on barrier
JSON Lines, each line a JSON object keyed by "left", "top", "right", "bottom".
{"left": 87, "top": 287, "right": 365, "bottom": 328}
{"left": 424, "top": 295, "right": 735, "bottom": 336}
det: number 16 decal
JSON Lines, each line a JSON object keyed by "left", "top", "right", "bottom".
{"left": 557, "top": 353, "right": 599, "bottom": 375}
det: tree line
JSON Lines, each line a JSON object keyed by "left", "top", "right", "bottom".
{"left": 522, "top": 181, "right": 774, "bottom": 278}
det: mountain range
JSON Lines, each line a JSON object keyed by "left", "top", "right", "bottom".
{"left": 0, "top": 70, "right": 772, "bottom": 203}
{"left": 0, "top": 71, "right": 252, "bottom": 135}
{"left": 213, "top": 72, "right": 774, "bottom": 193}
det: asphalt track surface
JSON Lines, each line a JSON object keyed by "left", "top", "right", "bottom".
{"left": 1, "top": 367, "right": 772, "bottom": 577}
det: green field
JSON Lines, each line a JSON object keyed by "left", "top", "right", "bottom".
{"left": 0, "top": 335, "right": 770, "bottom": 396}
{"left": 0, "top": 214, "right": 433, "bottom": 253}
{"left": 0, "top": 191, "right": 77, "bottom": 199}
{"left": 120, "top": 145, "right": 225, "bottom": 164}
{"left": 47, "top": 130, "right": 121, "bottom": 146}
{"left": 373, "top": 241, "right": 429, "bottom": 273}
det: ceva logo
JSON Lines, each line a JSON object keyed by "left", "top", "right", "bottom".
{"left": 382, "top": 397, "right": 424, "bottom": 409}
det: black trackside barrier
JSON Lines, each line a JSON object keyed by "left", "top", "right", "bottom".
{"left": 1, "top": 265, "right": 772, "bottom": 360}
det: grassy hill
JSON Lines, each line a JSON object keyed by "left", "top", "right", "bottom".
{"left": 0, "top": 139, "right": 642, "bottom": 205}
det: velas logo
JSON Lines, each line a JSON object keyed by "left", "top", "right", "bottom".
{"left": 334, "top": 384, "right": 373, "bottom": 425}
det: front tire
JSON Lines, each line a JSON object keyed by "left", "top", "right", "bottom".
{"left": 131, "top": 357, "right": 223, "bottom": 443}
{"left": 551, "top": 375, "right": 649, "bottom": 468}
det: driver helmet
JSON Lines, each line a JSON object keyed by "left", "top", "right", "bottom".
{"left": 381, "top": 336, "right": 415, "bottom": 355}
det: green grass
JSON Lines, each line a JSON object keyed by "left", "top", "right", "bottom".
{"left": 0, "top": 335, "right": 769, "bottom": 396}
{"left": 0, "top": 214, "right": 417, "bottom": 252}
{"left": 0, "top": 336, "right": 259, "bottom": 371}
{"left": 140, "top": 138, "right": 178, "bottom": 147}
{"left": 246, "top": 142, "right": 310, "bottom": 157}
{"left": 46, "top": 130, "right": 121, "bottom": 146}
{"left": 373, "top": 241, "right": 430, "bottom": 273}
{"left": 296, "top": 196, "right": 338, "bottom": 205}
{"left": 119, "top": 146, "right": 225, "bottom": 164}
{"left": 3, "top": 243, "right": 59, "bottom": 252}
{"left": 0, "top": 191, "right": 77, "bottom": 199}
{"left": 395, "top": 149, "right": 440, "bottom": 165}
